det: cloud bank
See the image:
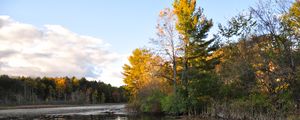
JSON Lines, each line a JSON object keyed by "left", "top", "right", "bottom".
{"left": 0, "top": 16, "right": 126, "bottom": 86}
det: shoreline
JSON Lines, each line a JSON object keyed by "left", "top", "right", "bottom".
{"left": 0, "top": 103, "right": 126, "bottom": 110}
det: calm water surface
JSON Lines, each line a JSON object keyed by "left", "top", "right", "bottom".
{"left": 0, "top": 104, "right": 176, "bottom": 120}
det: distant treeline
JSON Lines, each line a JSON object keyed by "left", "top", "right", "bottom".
{"left": 0, "top": 75, "right": 128, "bottom": 105}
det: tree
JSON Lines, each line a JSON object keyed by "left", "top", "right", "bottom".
{"left": 0, "top": 75, "right": 128, "bottom": 105}
{"left": 173, "top": 0, "right": 219, "bottom": 114}
{"left": 123, "top": 48, "right": 153, "bottom": 98}
{"left": 283, "top": 0, "right": 300, "bottom": 41}
{"left": 122, "top": 48, "right": 170, "bottom": 112}
{"left": 215, "top": 0, "right": 299, "bottom": 117}
{"left": 173, "top": 0, "right": 199, "bottom": 91}
{"left": 152, "top": 8, "right": 180, "bottom": 95}
{"left": 282, "top": 0, "right": 300, "bottom": 106}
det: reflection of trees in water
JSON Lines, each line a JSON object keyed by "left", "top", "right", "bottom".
{"left": 37, "top": 114, "right": 169, "bottom": 120}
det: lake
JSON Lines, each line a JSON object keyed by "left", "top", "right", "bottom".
{"left": 0, "top": 104, "right": 178, "bottom": 120}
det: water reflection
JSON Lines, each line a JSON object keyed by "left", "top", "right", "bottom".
{"left": 35, "top": 114, "right": 173, "bottom": 120}
{"left": 0, "top": 104, "right": 181, "bottom": 120}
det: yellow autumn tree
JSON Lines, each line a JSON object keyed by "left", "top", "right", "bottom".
{"left": 122, "top": 48, "right": 170, "bottom": 111}
{"left": 123, "top": 48, "right": 167, "bottom": 96}
{"left": 283, "top": 0, "right": 300, "bottom": 37}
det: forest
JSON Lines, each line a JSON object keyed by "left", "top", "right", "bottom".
{"left": 122, "top": 0, "right": 300, "bottom": 119}
{"left": 0, "top": 75, "right": 128, "bottom": 105}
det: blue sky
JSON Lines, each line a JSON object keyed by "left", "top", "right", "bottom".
{"left": 0, "top": 0, "right": 258, "bottom": 54}
{"left": 0, "top": 0, "right": 258, "bottom": 86}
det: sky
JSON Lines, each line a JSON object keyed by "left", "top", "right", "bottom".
{"left": 0, "top": 0, "right": 258, "bottom": 86}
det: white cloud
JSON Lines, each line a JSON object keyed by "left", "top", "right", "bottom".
{"left": 0, "top": 15, "right": 127, "bottom": 86}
